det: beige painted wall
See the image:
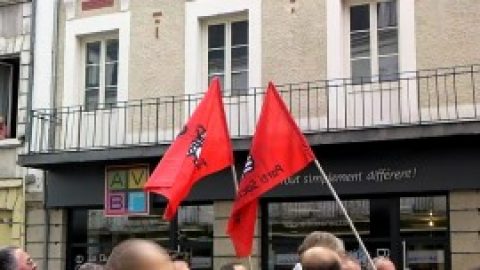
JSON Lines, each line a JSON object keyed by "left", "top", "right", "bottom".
{"left": 261, "top": 0, "right": 327, "bottom": 85}
{"left": 261, "top": 0, "right": 328, "bottom": 125}
{"left": 415, "top": 0, "right": 480, "bottom": 116}
{"left": 128, "top": 0, "right": 185, "bottom": 100}
{"left": 415, "top": 0, "right": 480, "bottom": 69}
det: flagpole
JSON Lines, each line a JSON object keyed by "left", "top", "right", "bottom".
{"left": 231, "top": 164, "right": 239, "bottom": 192}
{"left": 313, "top": 159, "right": 376, "bottom": 270}
{"left": 230, "top": 164, "right": 254, "bottom": 270}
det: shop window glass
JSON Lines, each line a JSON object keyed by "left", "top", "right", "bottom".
{"left": 400, "top": 196, "right": 448, "bottom": 270}
{"left": 268, "top": 200, "right": 370, "bottom": 270}
{"left": 400, "top": 196, "right": 448, "bottom": 236}
{"left": 69, "top": 209, "right": 170, "bottom": 268}
{"left": 178, "top": 205, "right": 214, "bottom": 270}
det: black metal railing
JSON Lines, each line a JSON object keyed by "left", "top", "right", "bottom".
{"left": 28, "top": 64, "right": 480, "bottom": 153}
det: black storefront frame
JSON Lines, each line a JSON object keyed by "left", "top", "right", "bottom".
{"left": 65, "top": 201, "right": 214, "bottom": 270}
{"left": 260, "top": 192, "right": 451, "bottom": 270}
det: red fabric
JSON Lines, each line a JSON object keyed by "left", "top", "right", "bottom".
{"left": 144, "top": 78, "right": 233, "bottom": 220}
{"left": 81, "top": 0, "right": 114, "bottom": 11}
{"left": 227, "top": 82, "right": 315, "bottom": 257}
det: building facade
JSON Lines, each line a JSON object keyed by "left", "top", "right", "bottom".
{"left": 0, "top": 0, "right": 34, "bottom": 249}
{"left": 19, "top": 0, "right": 480, "bottom": 269}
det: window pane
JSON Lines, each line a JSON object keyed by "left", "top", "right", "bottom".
{"left": 351, "top": 32, "right": 370, "bottom": 58}
{"left": 106, "top": 39, "right": 119, "bottom": 62}
{"left": 378, "top": 1, "right": 397, "bottom": 28}
{"left": 268, "top": 200, "right": 370, "bottom": 269}
{"left": 378, "top": 29, "right": 398, "bottom": 55}
{"left": 86, "top": 42, "right": 101, "bottom": 65}
{"left": 379, "top": 55, "right": 398, "bottom": 81}
{"left": 208, "top": 49, "right": 225, "bottom": 74}
{"left": 209, "top": 75, "right": 224, "bottom": 89}
{"left": 400, "top": 196, "right": 447, "bottom": 235}
{"left": 231, "top": 71, "right": 248, "bottom": 95}
{"left": 351, "top": 59, "right": 371, "bottom": 83}
{"left": 84, "top": 209, "right": 171, "bottom": 265}
{"left": 105, "top": 87, "right": 117, "bottom": 105}
{"left": 178, "top": 205, "right": 213, "bottom": 270}
{"left": 350, "top": 5, "right": 370, "bottom": 31}
{"left": 208, "top": 24, "right": 225, "bottom": 48}
{"left": 232, "top": 21, "right": 248, "bottom": 45}
{"left": 85, "top": 89, "right": 99, "bottom": 110}
{"left": 231, "top": 47, "right": 248, "bottom": 71}
{"left": 85, "top": 66, "right": 100, "bottom": 88}
{"left": 105, "top": 63, "right": 118, "bottom": 86}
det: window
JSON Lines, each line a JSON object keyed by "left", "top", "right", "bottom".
{"left": 68, "top": 205, "right": 213, "bottom": 269}
{"left": 84, "top": 38, "right": 119, "bottom": 110}
{"left": 0, "top": 59, "right": 18, "bottom": 140}
{"left": 207, "top": 20, "right": 249, "bottom": 95}
{"left": 349, "top": 0, "right": 398, "bottom": 83}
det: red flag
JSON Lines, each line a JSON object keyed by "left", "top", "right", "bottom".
{"left": 227, "top": 82, "right": 315, "bottom": 257}
{"left": 144, "top": 78, "right": 233, "bottom": 220}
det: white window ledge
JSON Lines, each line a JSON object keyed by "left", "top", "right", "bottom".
{"left": 0, "top": 138, "right": 22, "bottom": 148}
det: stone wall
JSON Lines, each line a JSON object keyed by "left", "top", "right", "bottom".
{"left": 449, "top": 190, "right": 480, "bottom": 269}
{"left": 213, "top": 201, "right": 261, "bottom": 270}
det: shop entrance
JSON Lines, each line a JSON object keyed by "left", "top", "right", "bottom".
{"left": 67, "top": 205, "right": 213, "bottom": 270}
{"left": 264, "top": 195, "right": 449, "bottom": 270}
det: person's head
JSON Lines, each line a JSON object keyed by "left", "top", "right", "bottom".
{"left": 0, "top": 247, "right": 37, "bottom": 270}
{"left": 300, "top": 247, "right": 342, "bottom": 270}
{"left": 340, "top": 254, "right": 361, "bottom": 270}
{"left": 78, "top": 263, "right": 104, "bottom": 270}
{"left": 104, "top": 239, "right": 174, "bottom": 270}
{"left": 220, "top": 262, "right": 248, "bottom": 270}
{"left": 173, "top": 260, "right": 190, "bottom": 270}
{"left": 373, "top": 256, "right": 395, "bottom": 270}
{"left": 298, "top": 231, "right": 345, "bottom": 256}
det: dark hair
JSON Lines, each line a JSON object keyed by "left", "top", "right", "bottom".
{"left": 302, "top": 260, "right": 341, "bottom": 270}
{"left": 0, "top": 246, "right": 18, "bottom": 270}
{"left": 220, "top": 262, "right": 244, "bottom": 270}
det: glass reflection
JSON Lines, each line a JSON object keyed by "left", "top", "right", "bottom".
{"left": 178, "top": 205, "right": 214, "bottom": 270}
{"left": 268, "top": 200, "right": 369, "bottom": 270}
{"left": 86, "top": 210, "right": 171, "bottom": 264}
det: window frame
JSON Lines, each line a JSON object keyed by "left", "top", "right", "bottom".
{"left": 0, "top": 61, "right": 16, "bottom": 140}
{"left": 81, "top": 33, "right": 119, "bottom": 111}
{"left": 202, "top": 14, "right": 249, "bottom": 95}
{"left": 344, "top": 0, "right": 399, "bottom": 83}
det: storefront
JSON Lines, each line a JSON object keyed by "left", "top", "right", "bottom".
{"left": 46, "top": 136, "right": 480, "bottom": 270}
{"left": 264, "top": 195, "right": 449, "bottom": 270}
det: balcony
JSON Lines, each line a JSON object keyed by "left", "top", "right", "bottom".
{"left": 19, "top": 64, "right": 480, "bottom": 167}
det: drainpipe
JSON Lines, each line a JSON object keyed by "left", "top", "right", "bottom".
{"left": 43, "top": 172, "right": 50, "bottom": 270}
{"left": 24, "top": 0, "right": 37, "bottom": 255}
{"left": 43, "top": 1, "right": 60, "bottom": 269}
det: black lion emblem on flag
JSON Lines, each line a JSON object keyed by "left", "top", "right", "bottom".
{"left": 186, "top": 125, "right": 207, "bottom": 169}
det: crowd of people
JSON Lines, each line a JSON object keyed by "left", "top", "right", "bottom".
{"left": 1, "top": 232, "right": 479, "bottom": 270}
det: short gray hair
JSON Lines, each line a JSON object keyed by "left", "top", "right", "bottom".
{"left": 298, "top": 231, "right": 345, "bottom": 255}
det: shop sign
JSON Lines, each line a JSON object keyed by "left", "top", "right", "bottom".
{"left": 105, "top": 164, "right": 150, "bottom": 216}
{"left": 408, "top": 250, "right": 445, "bottom": 264}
